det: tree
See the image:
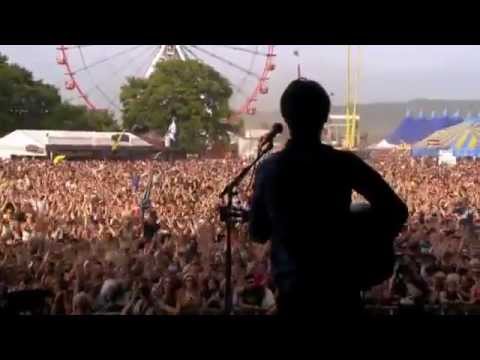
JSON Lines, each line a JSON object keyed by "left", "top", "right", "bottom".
{"left": 44, "top": 104, "right": 118, "bottom": 132}
{"left": 0, "top": 52, "right": 117, "bottom": 136}
{"left": 121, "top": 59, "right": 233, "bottom": 153}
{"left": 85, "top": 108, "right": 118, "bottom": 131}
{"left": 0, "top": 54, "right": 61, "bottom": 134}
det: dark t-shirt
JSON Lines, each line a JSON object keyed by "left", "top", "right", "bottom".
{"left": 249, "top": 140, "right": 408, "bottom": 312}
{"left": 143, "top": 222, "right": 160, "bottom": 241}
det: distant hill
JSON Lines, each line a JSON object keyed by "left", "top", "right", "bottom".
{"left": 245, "top": 99, "right": 480, "bottom": 144}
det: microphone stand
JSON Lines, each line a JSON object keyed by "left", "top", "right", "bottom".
{"left": 219, "top": 141, "right": 274, "bottom": 315}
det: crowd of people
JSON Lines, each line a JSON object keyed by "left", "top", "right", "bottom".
{"left": 0, "top": 158, "right": 274, "bottom": 315}
{"left": 363, "top": 151, "right": 480, "bottom": 314}
{"left": 1, "top": 149, "right": 480, "bottom": 315}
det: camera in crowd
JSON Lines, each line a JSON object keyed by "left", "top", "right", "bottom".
{"left": 218, "top": 188, "right": 249, "bottom": 225}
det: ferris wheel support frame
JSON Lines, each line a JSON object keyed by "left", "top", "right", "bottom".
{"left": 57, "top": 45, "right": 97, "bottom": 110}
{"left": 56, "top": 45, "right": 277, "bottom": 117}
{"left": 238, "top": 45, "right": 276, "bottom": 115}
{"left": 145, "top": 45, "right": 187, "bottom": 78}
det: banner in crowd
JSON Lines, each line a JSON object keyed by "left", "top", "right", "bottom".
{"left": 438, "top": 150, "right": 457, "bottom": 166}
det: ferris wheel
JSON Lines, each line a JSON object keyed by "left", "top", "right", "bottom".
{"left": 56, "top": 45, "right": 276, "bottom": 119}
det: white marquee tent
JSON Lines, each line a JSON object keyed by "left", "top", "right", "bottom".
{"left": 0, "top": 130, "right": 153, "bottom": 159}
{"left": 367, "top": 139, "right": 398, "bottom": 150}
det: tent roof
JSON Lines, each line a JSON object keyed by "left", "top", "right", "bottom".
{"left": 0, "top": 130, "right": 152, "bottom": 147}
{"left": 0, "top": 130, "right": 44, "bottom": 147}
{"left": 0, "top": 130, "right": 153, "bottom": 159}
{"left": 387, "top": 115, "right": 463, "bottom": 145}
{"left": 368, "top": 139, "right": 398, "bottom": 149}
{"left": 463, "top": 116, "right": 480, "bottom": 124}
{"left": 412, "top": 121, "right": 480, "bottom": 157}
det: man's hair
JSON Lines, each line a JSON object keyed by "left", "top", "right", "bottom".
{"left": 280, "top": 78, "right": 331, "bottom": 136}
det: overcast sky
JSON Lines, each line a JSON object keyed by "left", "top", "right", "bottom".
{"left": 1, "top": 45, "right": 480, "bottom": 112}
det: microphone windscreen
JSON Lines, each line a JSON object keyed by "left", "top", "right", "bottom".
{"left": 273, "top": 123, "right": 284, "bottom": 134}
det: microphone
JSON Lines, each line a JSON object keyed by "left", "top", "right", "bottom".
{"left": 258, "top": 123, "right": 283, "bottom": 150}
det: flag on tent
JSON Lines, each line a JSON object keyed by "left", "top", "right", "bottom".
{"left": 53, "top": 155, "right": 66, "bottom": 165}
{"left": 427, "top": 138, "right": 440, "bottom": 146}
{"left": 164, "top": 118, "right": 177, "bottom": 148}
{"left": 112, "top": 130, "right": 126, "bottom": 152}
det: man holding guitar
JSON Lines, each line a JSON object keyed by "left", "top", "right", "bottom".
{"left": 248, "top": 79, "right": 408, "bottom": 316}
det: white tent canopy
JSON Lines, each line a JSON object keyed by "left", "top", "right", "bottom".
{"left": 368, "top": 139, "right": 398, "bottom": 150}
{"left": 0, "top": 130, "right": 47, "bottom": 159}
{"left": 0, "top": 130, "right": 152, "bottom": 159}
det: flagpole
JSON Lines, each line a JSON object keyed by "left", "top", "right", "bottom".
{"left": 294, "top": 49, "right": 302, "bottom": 78}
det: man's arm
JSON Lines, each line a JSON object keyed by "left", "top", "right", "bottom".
{"left": 348, "top": 153, "right": 408, "bottom": 237}
{"left": 248, "top": 162, "right": 272, "bottom": 244}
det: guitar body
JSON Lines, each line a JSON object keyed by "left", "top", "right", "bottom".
{"left": 350, "top": 203, "right": 396, "bottom": 291}
{"left": 237, "top": 202, "right": 396, "bottom": 291}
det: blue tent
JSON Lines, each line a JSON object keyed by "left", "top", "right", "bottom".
{"left": 387, "top": 109, "right": 463, "bottom": 145}
{"left": 430, "top": 109, "right": 463, "bottom": 133}
{"left": 385, "top": 110, "right": 408, "bottom": 144}
{"left": 412, "top": 116, "right": 480, "bottom": 157}
{"left": 386, "top": 110, "right": 418, "bottom": 144}
{"left": 416, "top": 111, "right": 437, "bottom": 140}
{"left": 464, "top": 113, "right": 480, "bottom": 124}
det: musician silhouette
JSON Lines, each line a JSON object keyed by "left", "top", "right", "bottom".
{"left": 249, "top": 79, "right": 408, "bottom": 315}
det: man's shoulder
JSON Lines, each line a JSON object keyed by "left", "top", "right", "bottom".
{"left": 255, "top": 152, "right": 282, "bottom": 175}
{"left": 257, "top": 145, "right": 362, "bottom": 172}
{"left": 279, "top": 143, "right": 360, "bottom": 162}
{"left": 260, "top": 151, "right": 283, "bottom": 166}
{"left": 321, "top": 145, "right": 359, "bottom": 160}
{"left": 327, "top": 148, "right": 368, "bottom": 172}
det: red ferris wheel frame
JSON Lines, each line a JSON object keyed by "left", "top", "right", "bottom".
{"left": 56, "top": 45, "right": 276, "bottom": 118}
{"left": 57, "top": 45, "right": 97, "bottom": 110}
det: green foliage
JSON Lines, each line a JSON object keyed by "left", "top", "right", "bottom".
{"left": 43, "top": 104, "right": 118, "bottom": 132}
{"left": 0, "top": 52, "right": 117, "bottom": 136}
{"left": 121, "top": 59, "right": 233, "bottom": 153}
